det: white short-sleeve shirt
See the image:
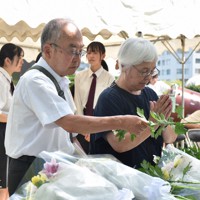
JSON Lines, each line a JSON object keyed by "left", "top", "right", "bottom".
{"left": 0, "top": 67, "right": 13, "bottom": 115}
{"left": 74, "top": 67, "right": 115, "bottom": 115}
{"left": 5, "top": 58, "right": 75, "bottom": 158}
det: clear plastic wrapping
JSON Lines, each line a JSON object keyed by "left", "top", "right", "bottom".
{"left": 158, "top": 144, "right": 200, "bottom": 199}
{"left": 10, "top": 147, "right": 176, "bottom": 200}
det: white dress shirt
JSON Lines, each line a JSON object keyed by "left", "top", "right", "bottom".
{"left": 0, "top": 67, "right": 13, "bottom": 116}
{"left": 5, "top": 58, "right": 75, "bottom": 158}
{"left": 74, "top": 67, "right": 115, "bottom": 115}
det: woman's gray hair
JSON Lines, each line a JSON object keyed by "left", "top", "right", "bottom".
{"left": 117, "top": 38, "right": 158, "bottom": 69}
{"left": 40, "top": 18, "right": 75, "bottom": 51}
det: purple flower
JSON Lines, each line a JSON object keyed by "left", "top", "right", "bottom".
{"left": 42, "top": 158, "right": 59, "bottom": 177}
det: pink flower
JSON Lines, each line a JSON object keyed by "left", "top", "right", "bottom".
{"left": 42, "top": 158, "right": 59, "bottom": 177}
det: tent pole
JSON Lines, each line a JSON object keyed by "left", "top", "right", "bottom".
{"left": 181, "top": 36, "right": 185, "bottom": 118}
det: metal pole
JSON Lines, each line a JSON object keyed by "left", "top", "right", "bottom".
{"left": 181, "top": 36, "right": 185, "bottom": 118}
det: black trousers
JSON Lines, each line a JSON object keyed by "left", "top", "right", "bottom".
{"left": 76, "top": 134, "right": 90, "bottom": 154}
{"left": 8, "top": 155, "right": 36, "bottom": 196}
{"left": 76, "top": 108, "right": 94, "bottom": 154}
{"left": 0, "top": 122, "right": 7, "bottom": 188}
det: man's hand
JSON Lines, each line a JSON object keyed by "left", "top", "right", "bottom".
{"left": 122, "top": 115, "right": 149, "bottom": 137}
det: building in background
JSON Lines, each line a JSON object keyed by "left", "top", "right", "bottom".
{"left": 157, "top": 49, "right": 200, "bottom": 83}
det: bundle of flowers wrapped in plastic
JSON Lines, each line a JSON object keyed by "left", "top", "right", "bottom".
{"left": 11, "top": 152, "right": 133, "bottom": 200}
{"left": 76, "top": 156, "right": 176, "bottom": 200}
{"left": 140, "top": 144, "right": 200, "bottom": 199}
{"left": 158, "top": 145, "right": 200, "bottom": 199}
{"left": 11, "top": 150, "right": 176, "bottom": 200}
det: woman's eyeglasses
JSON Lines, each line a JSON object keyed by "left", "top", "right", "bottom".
{"left": 133, "top": 66, "right": 160, "bottom": 78}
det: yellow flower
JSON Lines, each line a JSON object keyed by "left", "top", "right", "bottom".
{"left": 162, "top": 168, "right": 170, "bottom": 180}
{"left": 31, "top": 175, "right": 41, "bottom": 185}
{"left": 173, "top": 155, "right": 182, "bottom": 168}
{"left": 39, "top": 172, "right": 48, "bottom": 182}
{"left": 31, "top": 174, "right": 47, "bottom": 188}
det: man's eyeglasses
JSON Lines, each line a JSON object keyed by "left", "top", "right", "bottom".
{"left": 133, "top": 66, "right": 160, "bottom": 78}
{"left": 50, "top": 43, "right": 86, "bottom": 57}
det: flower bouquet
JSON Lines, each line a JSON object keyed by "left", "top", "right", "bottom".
{"left": 159, "top": 145, "right": 200, "bottom": 199}
{"left": 76, "top": 156, "right": 176, "bottom": 200}
{"left": 140, "top": 144, "right": 200, "bottom": 199}
{"left": 11, "top": 150, "right": 177, "bottom": 200}
{"left": 10, "top": 151, "right": 134, "bottom": 200}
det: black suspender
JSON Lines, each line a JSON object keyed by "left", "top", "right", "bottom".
{"left": 30, "top": 65, "right": 73, "bottom": 142}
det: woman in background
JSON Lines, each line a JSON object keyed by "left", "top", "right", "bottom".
{"left": 0, "top": 43, "right": 24, "bottom": 188}
{"left": 74, "top": 41, "right": 115, "bottom": 153}
{"left": 147, "top": 70, "right": 170, "bottom": 97}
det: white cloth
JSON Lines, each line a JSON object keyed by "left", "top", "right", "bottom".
{"left": 59, "top": 76, "right": 76, "bottom": 114}
{"left": 74, "top": 67, "right": 115, "bottom": 115}
{"left": 59, "top": 77, "right": 78, "bottom": 137}
{"left": 148, "top": 81, "right": 170, "bottom": 96}
{"left": 0, "top": 67, "right": 13, "bottom": 115}
{"left": 5, "top": 58, "right": 75, "bottom": 158}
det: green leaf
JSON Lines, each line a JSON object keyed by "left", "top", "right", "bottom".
{"left": 160, "top": 113, "right": 166, "bottom": 120}
{"left": 176, "top": 105, "right": 184, "bottom": 119}
{"left": 113, "top": 129, "right": 126, "bottom": 141}
{"left": 154, "top": 127, "right": 164, "bottom": 139}
{"left": 150, "top": 111, "right": 159, "bottom": 121}
{"left": 175, "top": 123, "right": 188, "bottom": 135}
{"left": 115, "top": 106, "right": 199, "bottom": 142}
{"left": 130, "top": 133, "right": 136, "bottom": 141}
{"left": 182, "top": 162, "right": 192, "bottom": 180}
{"left": 181, "top": 146, "right": 200, "bottom": 159}
{"left": 137, "top": 107, "right": 146, "bottom": 119}
{"left": 139, "top": 160, "right": 163, "bottom": 178}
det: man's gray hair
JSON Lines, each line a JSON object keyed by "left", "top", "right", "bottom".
{"left": 117, "top": 38, "right": 158, "bottom": 69}
{"left": 40, "top": 18, "right": 75, "bottom": 51}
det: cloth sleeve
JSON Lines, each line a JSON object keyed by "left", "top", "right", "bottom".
{"left": 22, "top": 74, "right": 73, "bottom": 126}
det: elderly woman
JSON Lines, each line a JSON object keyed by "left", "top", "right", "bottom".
{"left": 90, "top": 38, "right": 177, "bottom": 168}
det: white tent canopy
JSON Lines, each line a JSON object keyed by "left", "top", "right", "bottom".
{"left": 1, "top": 0, "right": 200, "bottom": 114}
{"left": 1, "top": 0, "right": 200, "bottom": 39}
{"left": 1, "top": 0, "right": 200, "bottom": 59}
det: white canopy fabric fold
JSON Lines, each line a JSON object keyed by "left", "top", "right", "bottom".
{"left": 0, "top": 0, "right": 200, "bottom": 42}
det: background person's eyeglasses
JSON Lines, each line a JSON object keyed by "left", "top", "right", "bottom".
{"left": 133, "top": 66, "right": 160, "bottom": 77}
{"left": 50, "top": 43, "right": 86, "bottom": 57}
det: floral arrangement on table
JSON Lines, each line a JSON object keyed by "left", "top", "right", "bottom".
{"left": 11, "top": 152, "right": 135, "bottom": 200}
{"left": 21, "top": 158, "right": 59, "bottom": 199}
{"left": 139, "top": 144, "right": 200, "bottom": 200}
{"left": 11, "top": 147, "right": 200, "bottom": 200}
{"left": 11, "top": 151, "right": 178, "bottom": 200}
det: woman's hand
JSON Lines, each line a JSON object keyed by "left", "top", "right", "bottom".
{"left": 150, "top": 95, "right": 172, "bottom": 120}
